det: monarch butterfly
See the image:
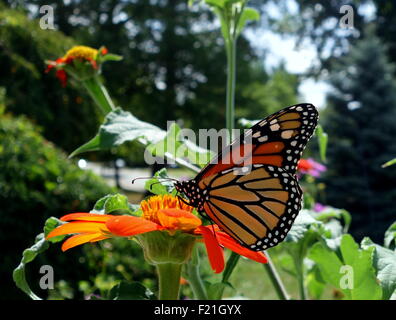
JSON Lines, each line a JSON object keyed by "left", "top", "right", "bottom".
{"left": 174, "top": 103, "right": 319, "bottom": 251}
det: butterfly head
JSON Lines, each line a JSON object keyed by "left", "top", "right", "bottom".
{"left": 174, "top": 179, "right": 205, "bottom": 210}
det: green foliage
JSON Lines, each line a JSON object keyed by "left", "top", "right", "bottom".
{"left": 322, "top": 31, "right": 396, "bottom": 242}
{"left": 0, "top": 4, "right": 102, "bottom": 152}
{"left": 13, "top": 217, "right": 64, "bottom": 300}
{"left": 108, "top": 281, "right": 155, "bottom": 300}
{"left": 384, "top": 222, "right": 396, "bottom": 250}
{"left": 91, "top": 193, "right": 136, "bottom": 215}
{"left": 309, "top": 234, "right": 383, "bottom": 300}
{"left": 316, "top": 125, "right": 328, "bottom": 163}
{"left": 382, "top": 158, "right": 396, "bottom": 168}
{"left": 0, "top": 113, "right": 114, "bottom": 299}
{"left": 70, "top": 108, "right": 214, "bottom": 170}
{"left": 361, "top": 237, "right": 396, "bottom": 299}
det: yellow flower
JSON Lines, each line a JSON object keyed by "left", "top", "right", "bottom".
{"left": 63, "top": 45, "right": 98, "bottom": 61}
{"left": 140, "top": 194, "right": 195, "bottom": 230}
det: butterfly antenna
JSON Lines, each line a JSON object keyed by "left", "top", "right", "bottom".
{"left": 131, "top": 177, "right": 179, "bottom": 190}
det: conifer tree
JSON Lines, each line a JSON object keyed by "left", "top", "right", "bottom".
{"left": 323, "top": 31, "right": 396, "bottom": 241}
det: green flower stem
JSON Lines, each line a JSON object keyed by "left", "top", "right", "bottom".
{"left": 82, "top": 76, "right": 115, "bottom": 114}
{"left": 295, "top": 259, "right": 307, "bottom": 300}
{"left": 214, "top": 251, "right": 240, "bottom": 299}
{"left": 262, "top": 252, "right": 289, "bottom": 300}
{"left": 185, "top": 247, "right": 208, "bottom": 300}
{"left": 225, "top": 38, "right": 236, "bottom": 140}
{"left": 156, "top": 263, "right": 183, "bottom": 300}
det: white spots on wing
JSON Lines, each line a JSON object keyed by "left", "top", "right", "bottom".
{"left": 259, "top": 121, "right": 267, "bottom": 127}
{"left": 270, "top": 123, "right": 280, "bottom": 131}
{"left": 258, "top": 135, "right": 268, "bottom": 142}
{"left": 281, "top": 130, "right": 294, "bottom": 139}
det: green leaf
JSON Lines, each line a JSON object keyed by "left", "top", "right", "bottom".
{"left": 147, "top": 122, "right": 213, "bottom": 168}
{"left": 361, "top": 237, "right": 396, "bottom": 299}
{"left": 204, "top": 0, "right": 227, "bottom": 8}
{"left": 13, "top": 217, "right": 64, "bottom": 300}
{"left": 91, "top": 193, "right": 134, "bottom": 214}
{"left": 316, "top": 125, "right": 328, "bottom": 162}
{"left": 313, "top": 207, "right": 351, "bottom": 233}
{"left": 308, "top": 234, "right": 383, "bottom": 300}
{"left": 144, "top": 168, "right": 176, "bottom": 195}
{"left": 382, "top": 158, "right": 396, "bottom": 168}
{"left": 70, "top": 108, "right": 165, "bottom": 157}
{"left": 101, "top": 54, "right": 123, "bottom": 62}
{"left": 384, "top": 222, "right": 396, "bottom": 250}
{"left": 108, "top": 281, "right": 155, "bottom": 300}
{"left": 306, "top": 265, "right": 326, "bottom": 300}
{"left": 285, "top": 210, "right": 321, "bottom": 243}
{"left": 206, "top": 281, "right": 234, "bottom": 300}
{"left": 236, "top": 8, "right": 260, "bottom": 36}
{"left": 308, "top": 242, "right": 345, "bottom": 295}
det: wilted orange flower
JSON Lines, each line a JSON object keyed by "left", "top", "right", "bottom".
{"left": 46, "top": 195, "right": 267, "bottom": 273}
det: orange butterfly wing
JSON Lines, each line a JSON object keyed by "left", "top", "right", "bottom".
{"left": 196, "top": 103, "right": 319, "bottom": 180}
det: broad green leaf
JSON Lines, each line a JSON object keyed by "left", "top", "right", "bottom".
{"left": 236, "top": 8, "right": 260, "bottom": 36}
{"left": 361, "top": 237, "right": 396, "bottom": 299}
{"left": 70, "top": 108, "right": 211, "bottom": 170}
{"left": 339, "top": 234, "right": 382, "bottom": 299}
{"left": 108, "top": 281, "right": 155, "bottom": 300}
{"left": 309, "top": 234, "right": 383, "bottom": 300}
{"left": 13, "top": 217, "right": 64, "bottom": 300}
{"left": 147, "top": 122, "right": 213, "bottom": 168}
{"left": 382, "top": 158, "right": 396, "bottom": 168}
{"left": 70, "top": 108, "right": 165, "bottom": 157}
{"left": 308, "top": 242, "right": 345, "bottom": 295}
{"left": 384, "top": 222, "right": 396, "bottom": 250}
{"left": 316, "top": 125, "right": 328, "bottom": 162}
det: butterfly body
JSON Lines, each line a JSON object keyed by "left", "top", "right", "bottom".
{"left": 174, "top": 103, "right": 319, "bottom": 251}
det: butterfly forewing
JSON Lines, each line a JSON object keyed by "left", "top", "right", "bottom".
{"left": 196, "top": 103, "right": 319, "bottom": 180}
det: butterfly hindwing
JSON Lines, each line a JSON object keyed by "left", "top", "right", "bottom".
{"left": 200, "top": 164, "right": 303, "bottom": 251}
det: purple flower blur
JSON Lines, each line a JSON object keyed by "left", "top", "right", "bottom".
{"left": 297, "top": 158, "right": 327, "bottom": 177}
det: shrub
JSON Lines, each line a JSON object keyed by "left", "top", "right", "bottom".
{"left": 0, "top": 113, "right": 115, "bottom": 298}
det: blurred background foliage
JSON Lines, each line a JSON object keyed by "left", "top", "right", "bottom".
{"left": 1, "top": 0, "right": 396, "bottom": 299}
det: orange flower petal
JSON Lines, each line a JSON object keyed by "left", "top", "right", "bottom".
{"left": 60, "top": 213, "right": 113, "bottom": 222}
{"left": 216, "top": 232, "right": 268, "bottom": 264}
{"left": 46, "top": 221, "right": 108, "bottom": 239}
{"left": 61, "top": 233, "right": 107, "bottom": 251}
{"left": 157, "top": 209, "right": 201, "bottom": 232}
{"left": 106, "top": 215, "right": 161, "bottom": 237}
{"left": 197, "top": 226, "right": 224, "bottom": 273}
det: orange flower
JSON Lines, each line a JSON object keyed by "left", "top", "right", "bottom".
{"left": 46, "top": 195, "right": 267, "bottom": 273}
